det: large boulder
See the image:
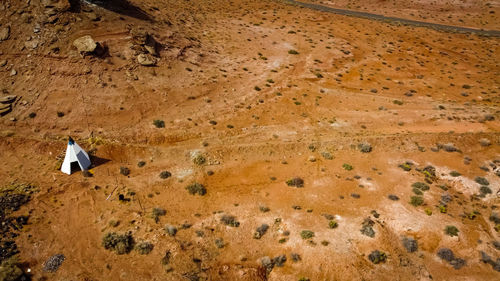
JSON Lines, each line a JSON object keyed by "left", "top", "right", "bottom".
{"left": 73, "top": 35, "right": 97, "bottom": 53}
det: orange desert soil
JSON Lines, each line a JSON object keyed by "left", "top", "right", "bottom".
{"left": 0, "top": 0, "right": 499, "bottom": 280}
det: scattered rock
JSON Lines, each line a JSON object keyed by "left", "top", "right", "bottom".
{"left": 165, "top": 225, "right": 177, "bottom": 236}
{"left": 43, "top": 254, "right": 65, "bottom": 272}
{"left": 442, "top": 143, "right": 457, "bottom": 152}
{"left": 137, "top": 54, "right": 157, "bottom": 66}
{"left": 0, "top": 26, "right": 10, "bottom": 41}
{"left": 479, "top": 138, "right": 491, "bottom": 147}
{"left": 73, "top": 35, "right": 97, "bottom": 53}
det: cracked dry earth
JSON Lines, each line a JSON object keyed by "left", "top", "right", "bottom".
{"left": 0, "top": 0, "right": 499, "bottom": 280}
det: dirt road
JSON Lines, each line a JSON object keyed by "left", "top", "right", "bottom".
{"left": 287, "top": 0, "right": 500, "bottom": 36}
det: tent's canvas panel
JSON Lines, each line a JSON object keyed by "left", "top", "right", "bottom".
{"left": 61, "top": 139, "right": 91, "bottom": 174}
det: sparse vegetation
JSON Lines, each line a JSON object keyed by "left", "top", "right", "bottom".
{"left": 412, "top": 182, "right": 430, "bottom": 191}
{"left": 402, "top": 237, "right": 418, "bottom": 253}
{"left": 410, "top": 196, "right": 424, "bottom": 206}
{"left": 119, "top": 166, "right": 130, "bottom": 176}
{"left": 286, "top": 177, "right": 304, "bottom": 188}
{"left": 445, "top": 225, "right": 459, "bottom": 237}
{"left": 221, "top": 215, "right": 240, "bottom": 227}
{"left": 358, "top": 143, "right": 372, "bottom": 153}
{"left": 152, "top": 207, "right": 166, "bottom": 223}
{"left": 186, "top": 183, "right": 206, "bottom": 195}
{"left": 399, "top": 162, "right": 412, "bottom": 171}
{"left": 474, "top": 177, "right": 489, "bottom": 186}
{"left": 135, "top": 242, "right": 153, "bottom": 255}
{"left": 153, "top": 119, "right": 165, "bottom": 128}
{"left": 368, "top": 250, "right": 387, "bottom": 264}
{"left": 300, "top": 230, "right": 314, "bottom": 239}
{"left": 288, "top": 49, "right": 299, "bottom": 55}
{"left": 360, "top": 218, "right": 375, "bottom": 237}
{"left": 102, "top": 232, "right": 134, "bottom": 255}
{"left": 192, "top": 154, "right": 206, "bottom": 165}
{"left": 328, "top": 220, "right": 338, "bottom": 229}
{"left": 159, "top": 171, "right": 171, "bottom": 179}
{"left": 254, "top": 224, "right": 269, "bottom": 239}
{"left": 342, "top": 163, "right": 353, "bottom": 171}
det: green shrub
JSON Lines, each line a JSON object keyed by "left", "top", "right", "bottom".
{"left": 328, "top": 220, "right": 338, "bottom": 229}
{"left": 119, "top": 166, "right": 130, "bottom": 176}
{"left": 159, "top": 171, "right": 171, "bottom": 179}
{"left": 410, "top": 196, "right": 424, "bottom": 206}
{"left": 152, "top": 207, "right": 166, "bottom": 223}
{"left": 221, "top": 215, "right": 240, "bottom": 227}
{"left": 288, "top": 49, "right": 299, "bottom": 55}
{"left": 399, "top": 162, "right": 412, "bottom": 171}
{"left": 153, "top": 119, "right": 165, "bottom": 128}
{"left": 412, "top": 187, "right": 423, "bottom": 195}
{"left": 286, "top": 177, "right": 304, "bottom": 188}
{"left": 445, "top": 225, "right": 459, "bottom": 237}
{"left": 253, "top": 224, "right": 269, "bottom": 239}
{"left": 186, "top": 183, "right": 206, "bottom": 195}
{"left": 192, "top": 154, "right": 206, "bottom": 165}
{"left": 474, "top": 177, "right": 489, "bottom": 186}
{"left": 439, "top": 205, "right": 447, "bottom": 213}
{"left": 412, "top": 182, "right": 429, "bottom": 191}
{"left": 342, "top": 163, "right": 353, "bottom": 171}
{"left": 0, "top": 258, "right": 24, "bottom": 281}
{"left": 300, "top": 230, "right": 314, "bottom": 239}
{"left": 358, "top": 143, "right": 372, "bottom": 153}
{"left": 480, "top": 185, "right": 492, "bottom": 196}
{"left": 135, "top": 242, "right": 154, "bottom": 255}
{"left": 449, "top": 171, "right": 461, "bottom": 177}
{"left": 368, "top": 250, "right": 387, "bottom": 264}
{"left": 102, "top": 232, "right": 134, "bottom": 254}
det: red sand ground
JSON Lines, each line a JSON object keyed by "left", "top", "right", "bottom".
{"left": 0, "top": 0, "right": 499, "bottom": 280}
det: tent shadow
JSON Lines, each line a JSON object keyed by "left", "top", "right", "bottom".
{"left": 90, "top": 155, "right": 111, "bottom": 169}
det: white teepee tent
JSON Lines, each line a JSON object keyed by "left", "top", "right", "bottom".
{"left": 61, "top": 137, "right": 91, "bottom": 174}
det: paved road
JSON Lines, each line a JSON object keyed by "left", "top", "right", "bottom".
{"left": 287, "top": 0, "right": 500, "bottom": 37}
